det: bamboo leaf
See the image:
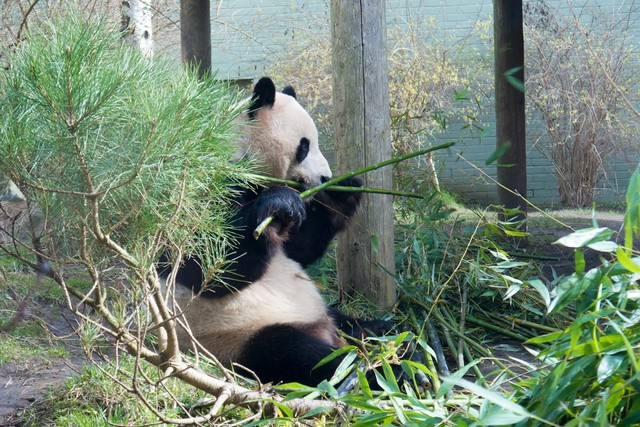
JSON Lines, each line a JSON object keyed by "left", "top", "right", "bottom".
{"left": 624, "top": 164, "right": 640, "bottom": 248}
{"left": 351, "top": 413, "right": 395, "bottom": 427}
{"left": 443, "top": 376, "right": 531, "bottom": 417}
{"left": 597, "top": 354, "right": 625, "bottom": 383}
{"left": 588, "top": 240, "right": 618, "bottom": 253}
{"left": 527, "top": 331, "right": 563, "bottom": 345}
{"left": 616, "top": 247, "right": 640, "bottom": 273}
{"left": 316, "top": 380, "right": 339, "bottom": 399}
{"left": 370, "top": 234, "right": 379, "bottom": 254}
{"left": 504, "top": 66, "right": 525, "bottom": 92}
{"left": 554, "top": 227, "right": 613, "bottom": 248}
{"left": 477, "top": 406, "right": 529, "bottom": 425}
{"left": 503, "top": 228, "right": 529, "bottom": 237}
{"left": 526, "top": 279, "right": 551, "bottom": 309}
{"left": 575, "top": 248, "right": 586, "bottom": 274}
{"left": 485, "top": 141, "right": 511, "bottom": 165}
{"left": 503, "top": 283, "right": 522, "bottom": 300}
{"left": 564, "top": 334, "right": 628, "bottom": 358}
{"left": 548, "top": 271, "right": 599, "bottom": 314}
{"left": 314, "top": 345, "right": 358, "bottom": 369}
{"left": 356, "top": 368, "right": 373, "bottom": 399}
{"left": 339, "top": 396, "right": 379, "bottom": 411}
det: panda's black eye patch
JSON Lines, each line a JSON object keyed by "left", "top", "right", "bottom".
{"left": 296, "top": 138, "right": 310, "bottom": 163}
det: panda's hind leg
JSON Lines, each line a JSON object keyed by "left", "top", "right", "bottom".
{"left": 236, "top": 324, "right": 342, "bottom": 386}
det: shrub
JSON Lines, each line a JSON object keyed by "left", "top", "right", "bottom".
{"left": 525, "top": 0, "right": 640, "bottom": 207}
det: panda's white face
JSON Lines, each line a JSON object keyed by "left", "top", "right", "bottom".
{"left": 243, "top": 78, "right": 332, "bottom": 187}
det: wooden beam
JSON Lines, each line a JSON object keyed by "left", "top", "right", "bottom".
{"left": 330, "top": 0, "right": 396, "bottom": 310}
{"left": 180, "top": 0, "right": 211, "bottom": 77}
{"left": 494, "top": 0, "right": 527, "bottom": 222}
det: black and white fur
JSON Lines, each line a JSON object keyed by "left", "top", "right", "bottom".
{"left": 160, "top": 77, "right": 382, "bottom": 386}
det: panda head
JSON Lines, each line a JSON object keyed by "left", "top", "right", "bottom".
{"left": 242, "top": 77, "right": 332, "bottom": 187}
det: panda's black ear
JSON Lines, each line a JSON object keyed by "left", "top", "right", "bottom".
{"left": 248, "top": 77, "right": 276, "bottom": 119}
{"left": 282, "top": 85, "right": 297, "bottom": 99}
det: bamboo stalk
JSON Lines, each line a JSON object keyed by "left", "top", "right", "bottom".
{"left": 422, "top": 336, "right": 442, "bottom": 395}
{"left": 463, "top": 342, "right": 486, "bottom": 384}
{"left": 248, "top": 175, "right": 424, "bottom": 199}
{"left": 252, "top": 141, "right": 455, "bottom": 238}
{"left": 465, "top": 314, "right": 542, "bottom": 346}
{"left": 435, "top": 306, "right": 515, "bottom": 375}
{"left": 506, "top": 316, "right": 562, "bottom": 334}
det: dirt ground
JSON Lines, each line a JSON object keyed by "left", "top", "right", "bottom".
{"left": 0, "top": 211, "right": 627, "bottom": 426}
{"left": 0, "top": 305, "right": 86, "bottom": 426}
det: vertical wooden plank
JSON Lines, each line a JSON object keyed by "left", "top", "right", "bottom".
{"left": 181, "top": 0, "right": 211, "bottom": 77}
{"left": 494, "top": 0, "right": 527, "bottom": 223}
{"left": 331, "top": 0, "right": 396, "bottom": 310}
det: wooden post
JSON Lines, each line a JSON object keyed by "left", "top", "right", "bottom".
{"left": 494, "top": 0, "right": 527, "bottom": 223}
{"left": 330, "top": 1, "right": 396, "bottom": 310}
{"left": 180, "top": 0, "right": 211, "bottom": 77}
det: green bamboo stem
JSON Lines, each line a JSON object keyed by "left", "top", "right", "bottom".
{"left": 252, "top": 141, "right": 455, "bottom": 238}
{"left": 436, "top": 316, "right": 483, "bottom": 382}
{"left": 438, "top": 317, "right": 462, "bottom": 364}
{"left": 463, "top": 342, "right": 486, "bottom": 384}
{"left": 465, "top": 314, "right": 544, "bottom": 346}
{"left": 407, "top": 308, "right": 442, "bottom": 393}
{"left": 506, "top": 316, "right": 561, "bottom": 334}
{"left": 475, "top": 308, "right": 535, "bottom": 337}
{"left": 435, "top": 306, "right": 516, "bottom": 375}
{"left": 248, "top": 175, "right": 424, "bottom": 199}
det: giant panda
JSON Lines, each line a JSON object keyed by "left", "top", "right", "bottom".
{"left": 160, "top": 77, "right": 384, "bottom": 386}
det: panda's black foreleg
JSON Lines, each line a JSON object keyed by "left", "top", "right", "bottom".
{"left": 237, "top": 324, "right": 342, "bottom": 386}
{"left": 284, "top": 177, "right": 363, "bottom": 267}
{"left": 318, "top": 177, "right": 364, "bottom": 229}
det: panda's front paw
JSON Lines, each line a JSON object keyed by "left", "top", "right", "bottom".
{"left": 255, "top": 187, "right": 306, "bottom": 234}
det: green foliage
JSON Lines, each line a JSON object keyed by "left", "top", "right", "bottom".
{"left": 0, "top": 11, "right": 249, "bottom": 271}
{"left": 395, "top": 192, "right": 546, "bottom": 322}
{"left": 509, "top": 169, "right": 640, "bottom": 425}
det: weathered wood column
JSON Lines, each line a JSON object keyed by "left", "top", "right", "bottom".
{"left": 330, "top": 1, "right": 396, "bottom": 310}
{"left": 180, "top": 0, "right": 211, "bottom": 77}
{"left": 494, "top": 0, "right": 527, "bottom": 222}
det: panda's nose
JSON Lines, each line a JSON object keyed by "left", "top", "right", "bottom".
{"left": 321, "top": 176, "right": 331, "bottom": 184}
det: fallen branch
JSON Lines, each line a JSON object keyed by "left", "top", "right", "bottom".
{"left": 253, "top": 141, "right": 455, "bottom": 238}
